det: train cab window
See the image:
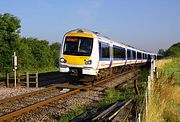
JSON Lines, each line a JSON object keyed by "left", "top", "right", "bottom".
{"left": 137, "top": 52, "right": 141, "bottom": 59}
{"left": 132, "top": 51, "right": 136, "bottom": 59}
{"left": 63, "top": 37, "right": 93, "bottom": 56}
{"left": 113, "top": 46, "right": 125, "bottom": 59}
{"left": 127, "top": 49, "right": 131, "bottom": 59}
{"left": 99, "top": 42, "right": 110, "bottom": 59}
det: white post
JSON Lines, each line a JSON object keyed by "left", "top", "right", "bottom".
{"left": 14, "top": 69, "right": 16, "bottom": 87}
{"left": 148, "top": 76, "right": 151, "bottom": 96}
{"left": 153, "top": 60, "right": 156, "bottom": 72}
{"left": 138, "top": 113, "right": 141, "bottom": 122}
{"left": 150, "top": 59, "right": 154, "bottom": 80}
{"left": 146, "top": 91, "right": 148, "bottom": 122}
{"left": 13, "top": 52, "right": 17, "bottom": 88}
{"left": 156, "top": 71, "right": 159, "bottom": 79}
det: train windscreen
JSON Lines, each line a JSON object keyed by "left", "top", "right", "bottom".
{"left": 63, "top": 37, "right": 93, "bottom": 56}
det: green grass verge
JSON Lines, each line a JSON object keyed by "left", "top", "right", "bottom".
{"left": 147, "top": 58, "right": 180, "bottom": 122}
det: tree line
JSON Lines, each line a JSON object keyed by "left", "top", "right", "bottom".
{"left": 158, "top": 42, "right": 180, "bottom": 58}
{"left": 0, "top": 13, "right": 61, "bottom": 73}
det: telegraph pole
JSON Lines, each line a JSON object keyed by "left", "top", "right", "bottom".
{"left": 13, "top": 52, "right": 17, "bottom": 87}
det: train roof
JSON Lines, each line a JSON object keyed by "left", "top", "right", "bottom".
{"left": 66, "top": 28, "right": 157, "bottom": 55}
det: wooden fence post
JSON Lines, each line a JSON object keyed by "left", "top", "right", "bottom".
{"left": 36, "top": 72, "right": 38, "bottom": 88}
{"left": 26, "top": 72, "right": 29, "bottom": 88}
{"left": 17, "top": 72, "right": 20, "bottom": 83}
{"left": 6, "top": 73, "right": 9, "bottom": 87}
{"left": 134, "top": 79, "right": 140, "bottom": 95}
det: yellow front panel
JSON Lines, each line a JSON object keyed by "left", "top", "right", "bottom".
{"left": 64, "top": 55, "right": 90, "bottom": 65}
{"left": 66, "top": 33, "right": 94, "bottom": 38}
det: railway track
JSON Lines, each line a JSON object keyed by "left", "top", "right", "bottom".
{"left": 0, "top": 68, "right": 139, "bottom": 122}
{"left": 91, "top": 99, "right": 133, "bottom": 122}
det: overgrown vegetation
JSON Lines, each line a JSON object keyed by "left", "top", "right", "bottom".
{"left": 0, "top": 13, "right": 61, "bottom": 77}
{"left": 147, "top": 58, "right": 180, "bottom": 122}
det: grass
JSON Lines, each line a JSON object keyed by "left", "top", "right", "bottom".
{"left": 58, "top": 107, "right": 85, "bottom": 122}
{"left": 147, "top": 58, "right": 180, "bottom": 122}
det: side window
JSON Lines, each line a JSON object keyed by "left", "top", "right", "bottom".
{"left": 127, "top": 49, "right": 131, "bottom": 59}
{"left": 113, "top": 46, "right": 125, "bottom": 59}
{"left": 132, "top": 51, "right": 136, "bottom": 59}
{"left": 102, "top": 44, "right": 110, "bottom": 58}
{"left": 99, "top": 42, "right": 110, "bottom": 59}
{"left": 137, "top": 52, "right": 141, "bottom": 59}
{"left": 145, "top": 54, "right": 147, "bottom": 59}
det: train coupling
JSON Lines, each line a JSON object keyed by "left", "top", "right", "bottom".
{"left": 70, "top": 69, "right": 79, "bottom": 76}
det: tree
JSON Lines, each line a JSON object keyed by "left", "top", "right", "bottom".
{"left": 158, "top": 49, "right": 165, "bottom": 56}
{"left": 50, "top": 42, "right": 61, "bottom": 67}
{"left": 0, "top": 13, "right": 21, "bottom": 72}
{"left": 18, "top": 38, "right": 36, "bottom": 70}
{"left": 20, "top": 38, "right": 53, "bottom": 69}
{"left": 0, "top": 13, "right": 60, "bottom": 73}
{"left": 165, "top": 42, "right": 180, "bottom": 57}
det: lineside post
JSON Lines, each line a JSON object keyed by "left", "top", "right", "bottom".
{"left": 36, "top": 72, "right": 38, "bottom": 88}
{"left": 26, "top": 72, "right": 29, "bottom": 88}
{"left": 145, "top": 91, "right": 148, "bottom": 122}
{"left": 148, "top": 76, "right": 151, "bottom": 97}
{"left": 6, "top": 73, "right": 9, "bottom": 87}
{"left": 17, "top": 73, "right": 20, "bottom": 83}
{"left": 12, "top": 52, "right": 17, "bottom": 88}
{"left": 138, "top": 113, "right": 141, "bottom": 122}
{"left": 150, "top": 59, "right": 154, "bottom": 80}
{"left": 134, "top": 79, "right": 140, "bottom": 95}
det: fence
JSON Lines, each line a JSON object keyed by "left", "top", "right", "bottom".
{"left": 6, "top": 72, "right": 38, "bottom": 88}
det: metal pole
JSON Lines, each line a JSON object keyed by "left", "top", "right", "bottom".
{"left": 13, "top": 52, "right": 17, "bottom": 88}
{"left": 14, "top": 69, "right": 16, "bottom": 87}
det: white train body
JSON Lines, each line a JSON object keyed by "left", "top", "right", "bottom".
{"left": 59, "top": 29, "right": 156, "bottom": 77}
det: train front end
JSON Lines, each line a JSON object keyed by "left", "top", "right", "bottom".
{"left": 59, "top": 29, "right": 99, "bottom": 80}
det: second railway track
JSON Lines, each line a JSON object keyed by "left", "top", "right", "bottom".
{"left": 0, "top": 68, "right": 140, "bottom": 122}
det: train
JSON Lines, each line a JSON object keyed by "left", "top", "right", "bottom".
{"left": 59, "top": 29, "right": 157, "bottom": 81}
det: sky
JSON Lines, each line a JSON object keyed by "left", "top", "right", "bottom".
{"left": 0, "top": 0, "right": 180, "bottom": 53}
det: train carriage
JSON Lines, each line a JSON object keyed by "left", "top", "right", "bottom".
{"left": 59, "top": 29, "right": 156, "bottom": 80}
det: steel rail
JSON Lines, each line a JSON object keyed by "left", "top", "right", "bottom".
{"left": 81, "top": 69, "right": 138, "bottom": 90}
{"left": 0, "top": 85, "right": 60, "bottom": 105}
{"left": 0, "top": 89, "right": 80, "bottom": 122}
{"left": 109, "top": 99, "right": 133, "bottom": 121}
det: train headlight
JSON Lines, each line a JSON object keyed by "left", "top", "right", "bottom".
{"left": 85, "top": 60, "right": 92, "bottom": 65}
{"left": 60, "top": 58, "right": 67, "bottom": 63}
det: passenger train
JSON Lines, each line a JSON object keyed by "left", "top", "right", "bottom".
{"left": 59, "top": 29, "right": 157, "bottom": 80}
